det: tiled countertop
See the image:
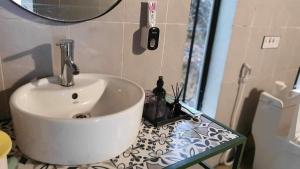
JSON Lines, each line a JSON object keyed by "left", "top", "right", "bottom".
{"left": 0, "top": 115, "right": 241, "bottom": 169}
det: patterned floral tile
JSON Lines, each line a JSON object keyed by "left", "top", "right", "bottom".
{"left": 0, "top": 115, "right": 239, "bottom": 169}
{"left": 111, "top": 145, "right": 154, "bottom": 169}
{"left": 136, "top": 137, "right": 156, "bottom": 153}
{"left": 88, "top": 160, "right": 116, "bottom": 169}
{"left": 138, "top": 124, "right": 156, "bottom": 141}
{"left": 172, "top": 120, "right": 194, "bottom": 132}
{"left": 137, "top": 123, "right": 174, "bottom": 156}
{"left": 149, "top": 141, "right": 171, "bottom": 158}
{"left": 152, "top": 123, "right": 176, "bottom": 137}
{"left": 146, "top": 156, "right": 172, "bottom": 168}
{"left": 130, "top": 161, "right": 163, "bottom": 169}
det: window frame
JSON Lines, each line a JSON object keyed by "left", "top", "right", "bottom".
{"left": 293, "top": 67, "right": 300, "bottom": 89}
{"left": 182, "top": 0, "right": 221, "bottom": 110}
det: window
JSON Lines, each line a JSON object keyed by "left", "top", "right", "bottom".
{"left": 294, "top": 68, "right": 300, "bottom": 89}
{"left": 182, "top": 0, "right": 221, "bottom": 110}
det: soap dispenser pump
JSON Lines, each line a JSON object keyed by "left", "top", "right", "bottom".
{"left": 153, "top": 76, "right": 166, "bottom": 97}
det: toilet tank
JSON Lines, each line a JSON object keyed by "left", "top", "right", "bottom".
{"left": 253, "top": 91, "right": 300, "bottom": 169}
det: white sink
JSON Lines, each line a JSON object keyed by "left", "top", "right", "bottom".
{"left": 10, "top": 74, "right": 145, "bottom": 165}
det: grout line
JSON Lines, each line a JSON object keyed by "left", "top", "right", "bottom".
{"left": 233, "top": 24, "right": 300, "bottom": 29}
{"left": 0, "top": 18, "right": 188, "bottom": 27}
{"left": 89, "top": 20, "right": 125, "bottom": 24}
{"left": 0, "top": 58, "right": 5, "bottom": 90}
{"left": 66, "top": 25, "right": 71, "bottom": 39}
{"left": 249, "top": 3, "right": 256, "bottom": 28}
{"left": 242, "top": 27, "right": 253, "bottom": 62}
{"left": 164, "top": 23, "right": 188, "bottom": 26}
{"left": 120, "top": 22, "right": 125, "bottom": 78}
{"left": 270, "top": 28, "right": 287, "bottom": 79}
{"left": 88, "top": 20, "right": 188, "bottom": 25}
{"left": 120, "top": 2, "right": 126, "bottom": 79}
{"left": 282, "top": 26, "right": 300, "bottom": 30}
{"left": 159, "top": 0, "right": 170, "bottom": 75}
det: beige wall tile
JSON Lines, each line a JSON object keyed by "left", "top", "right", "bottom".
{"left": 260, "top": 49, "right": 279, "bottom": 80}
{"left": 252, "top": 1, "right": 276, "bottom": 28}
{"left": 223, "top": 26, "right": 250, "bottom": 83}
{"left": 259, "top": 28, "right": 286, "bottom": 81}
{"left": 0, "top": 20, "right": 67, "bottom": 91}
{"left": 161, "top": 24, "right": 188, "bottom": 94}
{"left": 233, "top": 0, "right": 255, "bottom": 26}
{"left": 69, "top": 21, "right": 123, "bottom": 76}
{"left": 286, "top": 1, "right": 300, "bottom": 27}
{"left": 94, "top": 0, "right": 125, "bottom": 22}
{"left": 274, "top": 28, "right": 296, "bottom": 73}
{"left": 122, "top": 23, "right": 164, "bottom": 90}
{"left": 243, "top": 28, "right": 267, "bottom": 78}
{"left": 273, "top": 69, "right": 298, "bottom": 90}
{"left": 271, "top": 1, "right": 289, "bottom": 28}
{"left": 287, "top": 28, "right": 300, "bottom": 70}
{"left": 216, "top": 82, "right": 238, "bottom": 126}
{"left": 167, "top": 0, "right": 191, "bottom": 24}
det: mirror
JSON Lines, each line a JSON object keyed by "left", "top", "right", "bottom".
{"left": 10, "top": 0, "right": 121, "bottom": 22}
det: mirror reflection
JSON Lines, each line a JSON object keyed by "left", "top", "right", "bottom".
{"left": 11, "top": 0, "right": 120, "bottom": 22}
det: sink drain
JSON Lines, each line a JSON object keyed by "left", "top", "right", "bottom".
{"left": 72, "top": 113, "right": 91, "bottom": 119}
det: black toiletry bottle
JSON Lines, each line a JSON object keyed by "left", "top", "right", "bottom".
{"left": 153, "top": 76, "right": 166, "bottom": 98}
{"left": 143, "top": 76, "right": 167, "bottom": 121}
{"left": 152, "top": 76, "right": 167, "bottom": 120}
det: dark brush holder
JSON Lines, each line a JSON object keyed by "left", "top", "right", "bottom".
{"left": 143, "top": 99, "right": 190, "bottom": 127}
{"left": 143, "top": 91, "right": 167, "bottom": 121}
{"left": 143, "top": 81, "right": 190, "bottom": 127}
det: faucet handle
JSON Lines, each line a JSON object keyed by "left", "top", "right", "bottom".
{"left": 56, "top": 39, "right": 74, "bottom": 47}
{"left": 65, "top": 58, "right": 79, "bottom": 75}
{"left": 72, "top": 64, "right": 80, "bottom": 75}
{"left": 56, "top": 43, "right": 63, "bottom": 47}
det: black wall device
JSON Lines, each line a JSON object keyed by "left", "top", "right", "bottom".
{"left": 141, "top": 26, "right": 160, "bottom": 50}
{"left": 147, "top": 27, "right": 160, "bottom": 50}
{"left": 140, "top": 1, "right": 159, "bottom": 51}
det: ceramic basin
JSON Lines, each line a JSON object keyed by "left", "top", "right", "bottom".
{"left": 10, "top": 74, "right": 145, "bottom": 165}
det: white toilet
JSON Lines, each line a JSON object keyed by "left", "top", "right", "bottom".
{"left": 252, "top": 90, "right": 300, "bottom": 169}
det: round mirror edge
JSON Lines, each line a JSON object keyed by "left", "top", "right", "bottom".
{"left": 9, "top": 0, "right": 122, "bottom": 23}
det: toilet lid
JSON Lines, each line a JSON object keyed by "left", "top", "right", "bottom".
{"left": 0, "top": 131, "right": 12, "bottom": 158}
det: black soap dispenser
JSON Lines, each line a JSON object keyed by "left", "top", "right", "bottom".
{"left": 153, "top": 76, "right": 166, "bottom": 97}
{"left": 143, "top": 76, "right": 167, "bottom": 122}
{"left": 141, "top": 1, "right": 160, "bottom": 50}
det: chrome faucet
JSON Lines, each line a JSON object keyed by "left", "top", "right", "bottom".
{"left": 57, "top": 39, "right": 79, "bottom": 87}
